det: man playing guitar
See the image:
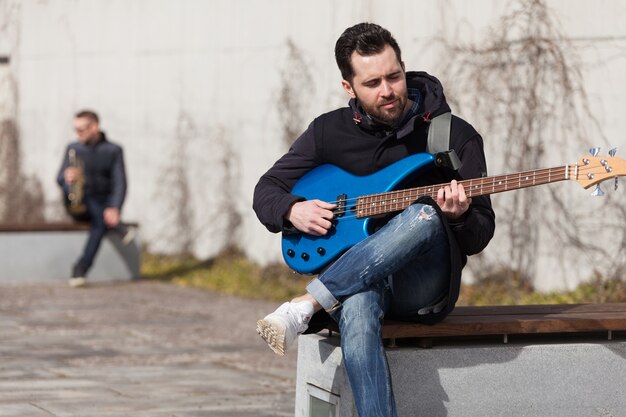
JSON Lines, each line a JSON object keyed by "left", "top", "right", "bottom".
{"left": 253, "top": 23, "right": 495, "bottom": 417}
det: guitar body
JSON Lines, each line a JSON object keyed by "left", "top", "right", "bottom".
{"left": 282, "top": 153, "right": 435, "bottom": 274}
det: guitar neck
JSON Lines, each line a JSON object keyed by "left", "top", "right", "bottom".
{"left": 356, "top": 165, "right": 572, "bottom": 218}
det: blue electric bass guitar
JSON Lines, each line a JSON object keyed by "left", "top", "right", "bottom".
{"left": 281, "top": 151, "right": 626, "bottom": 274}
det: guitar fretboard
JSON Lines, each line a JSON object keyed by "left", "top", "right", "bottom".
{"left": 356, "top": 165, "right": 571, "bottom": 218}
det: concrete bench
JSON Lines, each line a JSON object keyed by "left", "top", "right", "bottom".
{"left": 0, "top": 222, "right": 140, "bottom": 283}
{"left": 296, "top": 303, "right": 626, "bottom": 417}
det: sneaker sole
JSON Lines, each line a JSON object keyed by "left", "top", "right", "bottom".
{"left": 256, "top": 318, "right": 286, "bottom": 356}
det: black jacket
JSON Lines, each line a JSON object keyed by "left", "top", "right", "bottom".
{"left": 253, "top": 71, "right": 495, "bottom": 322}
{"left": 57, "top": 132, "right": 127, "bottom": 209}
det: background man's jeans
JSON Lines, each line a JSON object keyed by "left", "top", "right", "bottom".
{"left": 70, "top": 197, "right": 108, "bottom": 273}
{"left": 68, "top": 196, "right": 128, "bottom": 274}
{"left": 306, "top": 203, "right": 451, "bottom": 417}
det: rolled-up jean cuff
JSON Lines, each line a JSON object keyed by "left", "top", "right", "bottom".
{"left": 306, "top": 278, "right": 340, "bottom": 312}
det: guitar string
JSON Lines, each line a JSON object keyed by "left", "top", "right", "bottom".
{"left": 325, "top": 167, "right": 572, "bottom": 208}
{"left": 317, "top": 164, "right": 609, "bottom": 220}
{"left": 327, "top": 175, "right": 561, "bottom": 221}
{"left": 328, "top": 163, "right": 609, "bottom": 208}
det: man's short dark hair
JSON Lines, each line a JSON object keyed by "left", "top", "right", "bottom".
{"left": 335, "top": 23, "right": 402, "bottom": 83}
{"left": 75, "top": 110, "right": 99, "bottom": 124}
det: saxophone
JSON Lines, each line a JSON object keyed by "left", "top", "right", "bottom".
{"left": 66, "top": 149, "right": 87, "bottom": 216}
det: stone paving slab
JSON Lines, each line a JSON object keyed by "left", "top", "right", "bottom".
{"left": 0, "top": 281, "right": 297, "bottom": 416}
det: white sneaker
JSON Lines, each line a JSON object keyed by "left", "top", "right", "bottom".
{"left": 68, "top": 277, "right": 87, "bottom": 288}
{"left": 256, "top": 301, "right": 314, "bottom": 356}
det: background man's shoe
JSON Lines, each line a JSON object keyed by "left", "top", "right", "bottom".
{"left": 114, "top": 224, "right": 136, "bottom": 245}
{"left": 70, "top": 263, "right": 88, "bottom": 287}
{"left": 68, "top": 277, "right": 87, "bottom": 288}
{"left": 121, "top": 226, "right": 136, "bottom": 245}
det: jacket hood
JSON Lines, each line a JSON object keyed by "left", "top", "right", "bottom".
{"left": 348, "top": 71, "right": 451, "bottom": 135}
{"left": 406, "top": 71, "right": 451, "bottom": 118}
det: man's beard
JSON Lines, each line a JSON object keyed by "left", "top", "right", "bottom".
{"left": 357, "top": 93, "right": 407, "bottom": 127}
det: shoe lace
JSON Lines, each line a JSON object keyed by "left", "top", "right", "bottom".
{"left": 292, "top": 306, "right": 311, "bottom": 326}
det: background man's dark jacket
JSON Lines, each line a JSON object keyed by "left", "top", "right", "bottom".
{"left": 57, "top": 132, "right": 126, "bottom": 209}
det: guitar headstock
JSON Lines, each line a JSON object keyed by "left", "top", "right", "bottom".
{"left": 574, "top": 155, "right": 626, "bottom": 190}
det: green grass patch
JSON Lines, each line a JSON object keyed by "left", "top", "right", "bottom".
{"left": 142, "top": 249, "right": 626, "bottom": 305}
{"left": 141, "top": 247, "right": 311, "bottom": 302}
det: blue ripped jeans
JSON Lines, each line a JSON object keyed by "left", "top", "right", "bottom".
{"left": 306, "top": 203, "right": 450, "bottom": 417}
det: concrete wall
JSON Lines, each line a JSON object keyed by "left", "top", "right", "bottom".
{"left": 0, "top": 229, "right": 140, "bottom": 282}
{"left": 1, "top": 0, "right": 625, "bottom": 290}
{"left": 296, "top": 333, "right": 626, "bottom": 417}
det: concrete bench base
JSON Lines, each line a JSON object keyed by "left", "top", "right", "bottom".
{"left": 0, "top": 223, "right": 140, "bottom": 283}
{"left": 296, "top": 332, "right": 626, "bottom": 417}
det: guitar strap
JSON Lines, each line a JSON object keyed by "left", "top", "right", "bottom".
{"left": 426, "top": 111, "right": 451, "bottom": 153}
{"left": 426, "top": 111, "right": 462, "bottom": 171}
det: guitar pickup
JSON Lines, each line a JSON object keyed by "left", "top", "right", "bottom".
{"left": 332, "top": 194, "right": 347, "bottom": 223}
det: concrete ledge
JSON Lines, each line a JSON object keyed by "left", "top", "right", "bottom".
{"left": 296, "top": 332, "right": 626, "bottom": 417}
{"left": 0, "top": 223, "right": 140, "bottom": 283}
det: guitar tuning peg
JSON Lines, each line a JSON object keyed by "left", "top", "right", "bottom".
{"left": 609, "top": 147, "right": 617, "bottom": 157}
{"left": 589, "top": 147, "right": 601, "bottom": 157}
{"left": 591, "top": 184, "right": 605, "bottom": 197}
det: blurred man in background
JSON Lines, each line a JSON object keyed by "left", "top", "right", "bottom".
{"left": 57, "top": 110, "right": 130, "bottom": 287}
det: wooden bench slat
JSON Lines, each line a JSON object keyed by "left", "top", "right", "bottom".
{"left": 449, "top": 303, "right": 626, "bottom": 316}
{"left": 443, "top": 312, "right": 626, "bottom": 323}
{"left": 383, "top": 318, "right": 626, "bottom": 339}
{"left": 380, "top": 303, "right": 626, "bottom": 339}
{"left": 321, "top": 303, "right": 626, "bottom": 340}
{"left": 445, "top": 313, "right": 626, "bottom": 323}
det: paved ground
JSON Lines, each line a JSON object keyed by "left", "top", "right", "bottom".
{"left": 0, "top": 281, "right": 298, "bottom": 416}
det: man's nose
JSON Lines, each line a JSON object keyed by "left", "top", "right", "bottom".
{"left": 380, "top": 80, "right": 392, "bottom": 96}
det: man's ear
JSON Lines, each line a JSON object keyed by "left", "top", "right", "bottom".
{"left": 341, "top": 79, "right": 356, "bottom": 98}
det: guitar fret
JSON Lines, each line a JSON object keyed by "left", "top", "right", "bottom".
{"left": 378, "top": 194, "right": 385, "bottom": 215}
{"left": 369, "top": 196, "right": 376, "bottom": 216}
